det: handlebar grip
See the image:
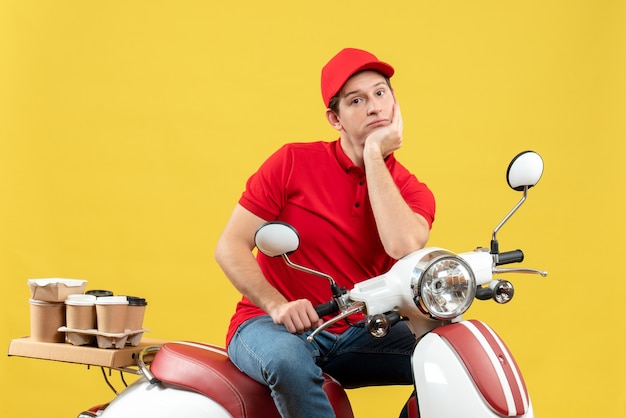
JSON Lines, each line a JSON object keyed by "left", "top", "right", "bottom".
{"left": 386, "top": 311, "right": 402, "bottom": 326}
{"left": 315, "top": 301, "right": 339, "bottom": 318}
{"left": 496, "top": 250, "right": 524, "bottom": 266}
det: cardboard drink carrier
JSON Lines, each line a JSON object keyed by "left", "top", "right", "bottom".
{"left": 9, "top": 279, "right": 163, "bottom": 369}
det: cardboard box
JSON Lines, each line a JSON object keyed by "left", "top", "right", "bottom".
{"left": 7, "top": 337, "right": 166, "bottom": 369}
{"left": 28, "top": 278, "right": 87, "bottom": 302}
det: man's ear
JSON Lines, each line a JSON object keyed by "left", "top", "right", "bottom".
{"left": 325, "top": 109, "right": 342, "bottom": 131}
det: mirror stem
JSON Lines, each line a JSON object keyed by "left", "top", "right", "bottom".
{"left": 491, "top": 186, "right": 528, "bottom": 254}
{"left": 281, "top": 254, "right": 337, "bottom": 286}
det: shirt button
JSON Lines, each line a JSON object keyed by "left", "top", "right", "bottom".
{"left": 354, "top": 202, "right": 360, "bottom": 208}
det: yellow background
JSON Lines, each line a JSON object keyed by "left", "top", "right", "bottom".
{"left": 1, "top": 1, "right": 624, "bottom": 417}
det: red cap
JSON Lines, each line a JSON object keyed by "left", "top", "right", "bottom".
{"left": 321, "top": 48, "right": 395, "bottom": 107}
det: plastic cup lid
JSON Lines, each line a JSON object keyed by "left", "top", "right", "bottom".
{"left": 125, "top": 296, "right": 148, "bottom": 306}
{"left": 85, "top": 289, "right": 114, "bottom": 297}
{"left": 65, "top": 294, "right": 97, "bottom": 306}
{"left": 95, "top": 296, "right": 129, "bottom": 305}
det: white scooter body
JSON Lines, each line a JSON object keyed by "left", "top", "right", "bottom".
{"left": 99, "top": 379, "right": 229, "bottom": 417}
{"left": 412, "top": 320, "right": 533, "bottom": 417}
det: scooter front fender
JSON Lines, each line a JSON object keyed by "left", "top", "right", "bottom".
{"left": 412, "top": 320, "right": 533, "bottom": 417}
{"left": 98, "top": 378, "right": 232, "bottom": 418}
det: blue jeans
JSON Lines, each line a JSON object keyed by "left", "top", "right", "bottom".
{"left": 228, "top": 315, "right": 416, "bottom": 418}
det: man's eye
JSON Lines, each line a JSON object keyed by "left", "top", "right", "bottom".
{"left": 376, "top": 89, "right": 385, "bottom": 96}
{"left": 352, "top": 98, "right": 362, "bottom": 104}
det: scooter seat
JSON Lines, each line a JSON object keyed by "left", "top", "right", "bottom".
{"left": 149, "top": 341, "right": 354, "bottom": 418}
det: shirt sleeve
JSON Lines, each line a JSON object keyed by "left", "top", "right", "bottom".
{"left": 402, "top": 174, "right": 436, "bottom": 229}
{"left": 238, "top": 144, "right": 292, "bottom": 221}
{"left": 383, "top": 154, "right": 436, "bottom": 229}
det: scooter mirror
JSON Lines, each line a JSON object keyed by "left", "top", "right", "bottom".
{"left": 506, "top": 151, "right": 544, "bottom": 191}
{"left": 254, "top": 222, "right": 300, "bottom": 257}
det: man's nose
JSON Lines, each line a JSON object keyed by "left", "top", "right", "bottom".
{"left": 367, "top": 100, "right": 382, "bottom": 115}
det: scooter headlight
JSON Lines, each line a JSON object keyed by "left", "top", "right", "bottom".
{"left": 411, "top": 250, "right": 476, "bottom": 320}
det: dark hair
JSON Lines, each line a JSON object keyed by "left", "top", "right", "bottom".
{"left": 328, "top": 73, "right": 392, "bottom": 115}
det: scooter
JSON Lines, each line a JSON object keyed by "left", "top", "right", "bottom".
{"left": 80, "top": 150, "right": 547, "bottom": 418}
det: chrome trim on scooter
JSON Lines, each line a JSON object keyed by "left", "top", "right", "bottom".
{"left": 493, "top": 267, "right": 548, "bottom": 277}
{"left": 138, "top": 346, "right": 162, "bottom": 385}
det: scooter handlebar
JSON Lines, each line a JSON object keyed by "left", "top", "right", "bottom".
{"left": 314, "top": 300, "right": 339, "bottom": 318}
{"left": 496, "top": 249, "right": 524, "bottom": 265}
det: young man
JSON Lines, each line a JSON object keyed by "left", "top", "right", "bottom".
{"left": 215, "top": 48, "right": 436, "bottom": 418}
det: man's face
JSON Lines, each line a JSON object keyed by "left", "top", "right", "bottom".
{"left": 334, "top": 70, "right": 395, "bottom": 144}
